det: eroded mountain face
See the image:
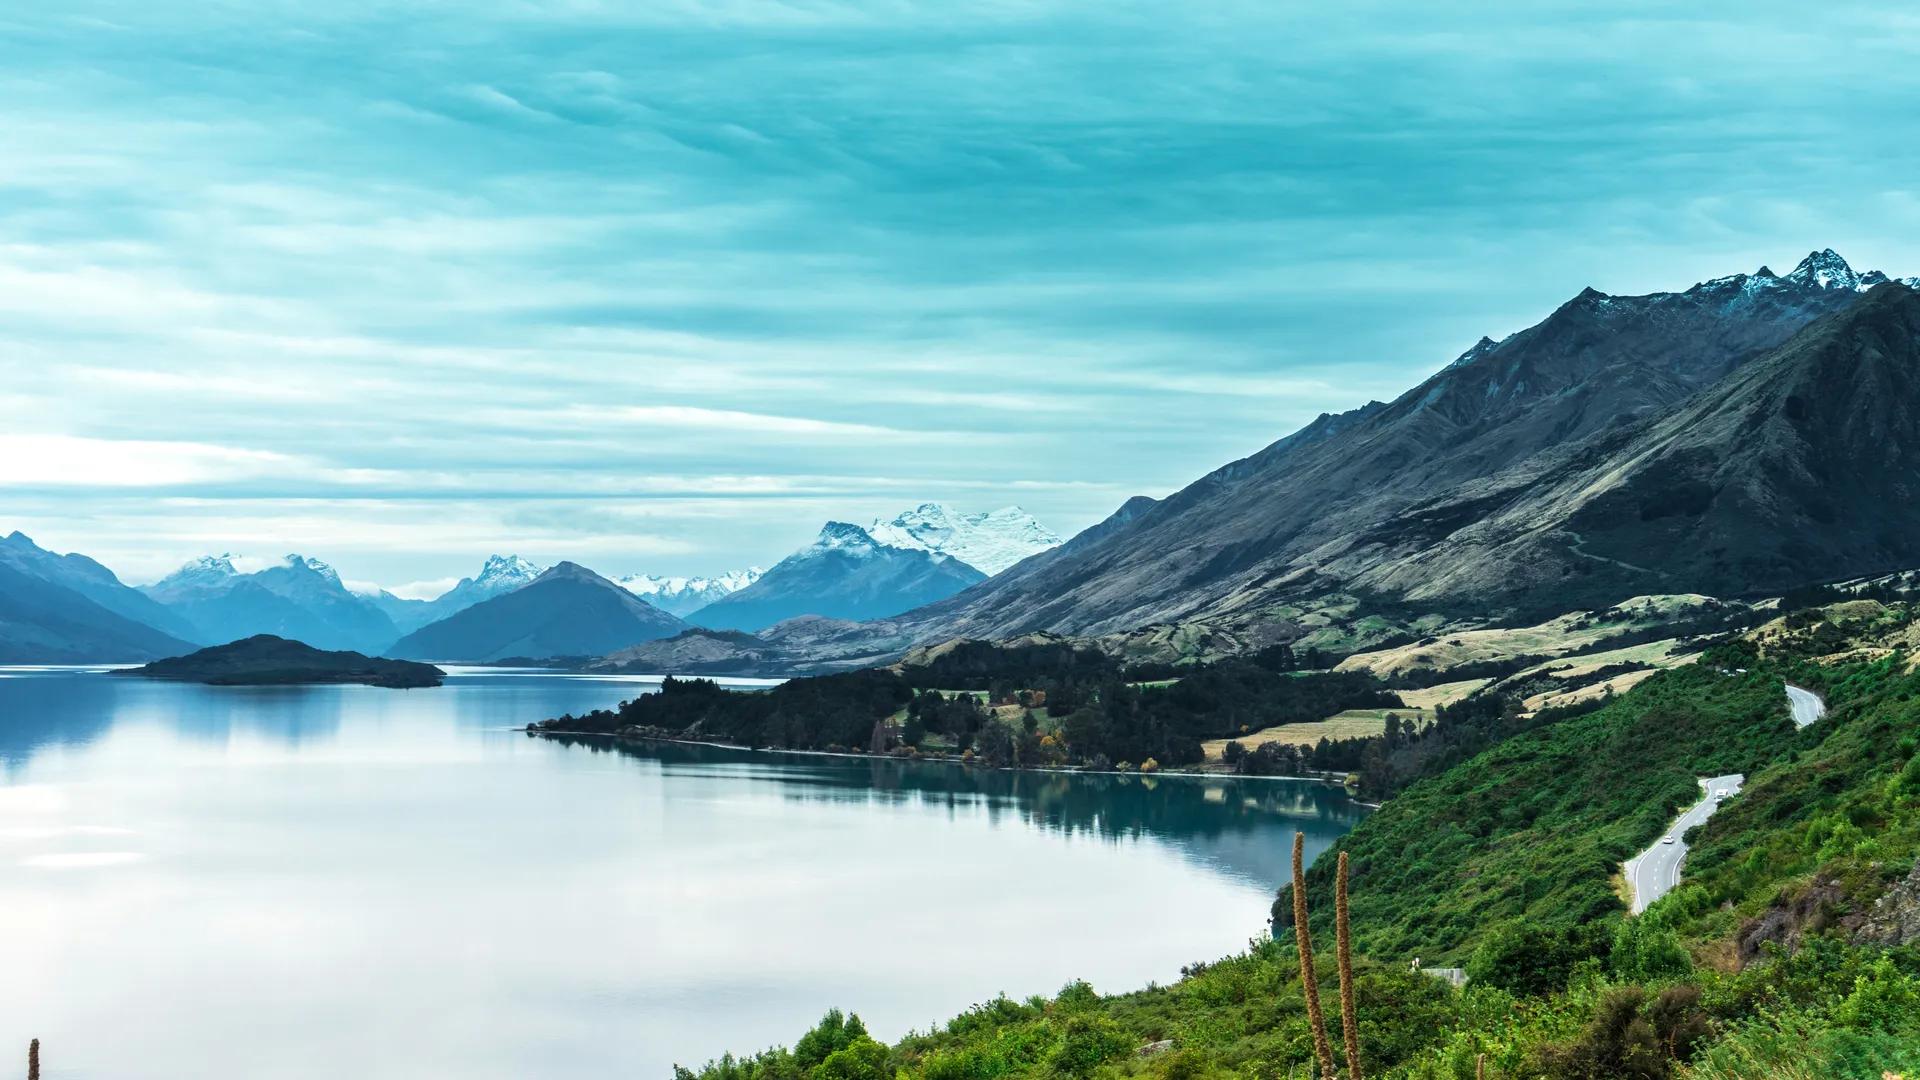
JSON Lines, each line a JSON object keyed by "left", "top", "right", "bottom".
{"left": 890, "top": 252, "right": 1917, "bottom": 643}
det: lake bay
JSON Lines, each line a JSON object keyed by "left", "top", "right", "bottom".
{"left": 0, "top": 667, "right": 1367, "bottom": 1078}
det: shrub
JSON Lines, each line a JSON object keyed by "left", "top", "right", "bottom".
{"left": 1832, "top": 956, "right": 1920, "bottom": 1034}
{"left": 1609, "top": 918, "right": 1692, "bottom": 983}
{"left": 1047, "top": 1014, "right": 1131, "bottom": 1077}
{"left": 1467, "top": 923, "right": 1601, "bottom": 997}
{"left": 814, "top": 1039, "right": 890, "bottom": 1080}
{"left": 795, "top": 1010, "right": 869, "bottom": 1069}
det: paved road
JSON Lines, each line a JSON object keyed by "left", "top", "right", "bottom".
{"left": 1785, "top": 684, "right": 1827, "bottom": 728}
{"left": 1625, "top": 773, "right": 1744, "bottom": 914}
{"left": 1623, "top": 684, "right": 1826, "bottom": 914}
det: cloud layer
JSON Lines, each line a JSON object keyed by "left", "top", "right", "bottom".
{"left": 4, "top": 2, "right": 1919, "bottom": 586}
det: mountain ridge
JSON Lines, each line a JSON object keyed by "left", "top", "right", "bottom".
{"left": 873, "top": 250, "right": 1914, "bottom": 646}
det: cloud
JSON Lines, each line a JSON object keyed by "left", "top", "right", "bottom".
{"left": 583, "top": 405, "right": 929, "bottom": 441}
{"left": 382, "top": 577, "right": 462, "bottom": 601}
{"left": 3, "top": 1, "right": 1917, "bottom": 585}
{"left": 0, "top": 435, "right": 296, "bottom": 488}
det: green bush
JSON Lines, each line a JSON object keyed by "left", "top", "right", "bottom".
{"left": 795, "top": 1011, "right": 871, "bottom": 1070}
{"left": 1046, "top": 1014, "right": 1131, "bottom": 1076}
{"left": 814, "top": 1039, "right": 891, "bottom": 1080}
{"left": 1831, "top": 956, "right": 1920, "bottom": 1034}
{"left": 1608, "top": 918, "right": 1692, "bottom": 983}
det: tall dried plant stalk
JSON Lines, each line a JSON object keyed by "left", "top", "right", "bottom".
{"left": 28, "top": 1038, "right": 39, "bottom": 1080}
{"left": 1476, "top": 1052, "right": 1486, "bottom": 1080}
{"left": 1292, "top": 832, "right": 1337, "bottom": 1080}
{"left": 1336, "top": 851, "right": 1363, "bottom": 1080}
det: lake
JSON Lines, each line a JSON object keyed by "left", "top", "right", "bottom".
{"left": 0, "top": 666, "right": 1369, "bottom": 1078}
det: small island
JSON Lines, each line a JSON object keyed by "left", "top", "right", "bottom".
{"left": 121, "top": 634, "right": 445, "bottom": 688}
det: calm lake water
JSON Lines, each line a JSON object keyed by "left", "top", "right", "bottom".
{"left": 0, "top": 666, "right": 1368, "bottom": 1078}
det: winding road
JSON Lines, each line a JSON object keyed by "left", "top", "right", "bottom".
{"left": 1624, "top": 682, "right": 1826, "bottom": 913}
{"left": 1625, "top": 774, "right": 1744, "bottom": 914}
{"left": 1785, "top": 684, "right": 1827, "bottom": 728}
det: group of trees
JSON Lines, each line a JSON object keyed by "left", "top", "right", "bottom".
{"left": 537, "top": 670, "right": 914, "bottom": 751}
{"left": 535, "top": 642, "right": 1403, "bottom": 771}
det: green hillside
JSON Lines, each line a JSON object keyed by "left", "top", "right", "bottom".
{"left": 681, "top": 604, "right": 1920, "bottom": 1078}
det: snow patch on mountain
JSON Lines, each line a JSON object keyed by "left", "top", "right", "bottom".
{"left": 866, "top": 503, "right": 1063, "bottom": 574}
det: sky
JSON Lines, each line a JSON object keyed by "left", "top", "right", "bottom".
{"left": 4, "top": 2, "right": 1920, "bottom": 597}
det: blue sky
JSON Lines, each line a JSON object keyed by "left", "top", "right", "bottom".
{"left": 4, "top": 2, "right": 1919, "bottom": 596}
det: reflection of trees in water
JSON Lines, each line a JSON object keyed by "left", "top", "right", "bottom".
{"left": 547, "top": 736, "right": 1370, "bottom": 890}
{"left": 0, "top": 674, "right": 116, "bottom": 775}
{"left": 156, "top": 683, "right": 347, "bottom": 749}
{"left": 0, "top": 671, "right": 346, "bottom": 774}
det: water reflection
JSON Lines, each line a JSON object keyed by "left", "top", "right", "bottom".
{"left": 0, "top": 667, "right": 1370, "bottom": 1078}
{"left": 544, "top": 736, "right": 1365, "bottom": 890}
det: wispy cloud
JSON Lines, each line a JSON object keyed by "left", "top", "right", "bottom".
{"left": 0, "top": 435, "right": 295, "bottom": 488}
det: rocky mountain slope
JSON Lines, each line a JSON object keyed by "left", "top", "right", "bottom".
{"left": 688, "top": 522, "right": 986, "bottom": 632}
{"left": 387, "top": 561, "right": 688, "bottom": 662}
{"left": 1332, "top": 281, "right": 1920, "bottom": 608}
{"left": 885, "top": 251, "right": 1914, "bottom": 643}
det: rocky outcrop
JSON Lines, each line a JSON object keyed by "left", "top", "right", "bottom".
{"left": 1736, "top": 858, "right": 1920, "bottom": 964}
{"left": 1856, "top": 859, "right": 1920, "bottom": 947}
{"left": 1736, "top": 874, "right": 1862, "bottom": 965}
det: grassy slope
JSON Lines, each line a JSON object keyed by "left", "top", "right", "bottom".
{"left": 1297, "top": 664, "right": 1798, "bottom": 963}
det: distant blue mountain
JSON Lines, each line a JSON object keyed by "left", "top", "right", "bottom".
{"left": 364, "top": 555, "right": 549, "bottom": 635}
{"left": 141, "top": 554, "right": 399, "bottom": 653}
{"left": 0, "top": 554, "right": 196, "bottom": 663}
{"left": 1, "top": 531, "right": 201, "bottom": 643}
{"left": 389, "top": 561, "right": 687, "bottom": 662}
{"left": 688, "top": 522, "right": 985, "bottom": 633}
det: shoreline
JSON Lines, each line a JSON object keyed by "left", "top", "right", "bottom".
{"left": 525, "top": 726, "right": 1362, "bottom": 789}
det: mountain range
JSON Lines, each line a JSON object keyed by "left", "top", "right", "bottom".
{"left": 140, "top": 554, "right": 401, "bottom": 654}
{"left": 616, "top": 568, "right": 765, "bottom": 617}
{"left": 9, "top": 254, "right": 1914, "bottom": 670}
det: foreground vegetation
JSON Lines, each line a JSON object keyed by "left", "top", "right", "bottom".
{"left": 678, "top": 603, "right": 1920, "bottom": 1078}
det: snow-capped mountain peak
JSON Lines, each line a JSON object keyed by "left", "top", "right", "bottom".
{"left": 1784, "top": 248, "right": 1862, "bottom": 291}
{"left": 282, "top": 554, "right": 341, "bottom": 585}
{"left": 424, "top": 554, "right": 547, "bottom": 612}
{"left": 474, "top": 554, "right": 544, "bottom": 588}
{"left": 812, "top": 521, "right": 888, "bottom": 556}
{"left": 866, "top": 503, "right": 1063, "bottom": 574}
{"left": 156, "top": 553, "right": 240, "bottom": 587}
{"left": 614, "top": 567, "right": 764, "bottom": 617}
